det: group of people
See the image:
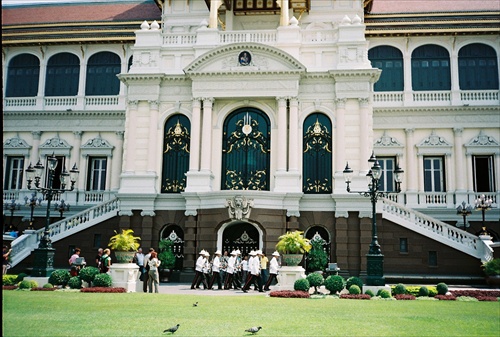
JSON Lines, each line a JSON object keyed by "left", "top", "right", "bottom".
{"left": 190, "top": 249, "right": 281, "bottom": 292}
{"left": 133, "top": 247, "right": 161, "bottom": 293}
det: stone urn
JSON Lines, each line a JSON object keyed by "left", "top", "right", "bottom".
{"left": 114, "top": 251, "right": 135, "bottom": 264}
{"left": 486, "top": 275, "right": 500, "bottom": 288}
{"left": 282, "top": 254, "right": 304, "bottom": 266}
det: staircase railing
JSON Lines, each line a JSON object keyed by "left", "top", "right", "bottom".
{"left": 9, "top": 198, "right": 120, "bottom": 267}
{"left": 381, "top": 198, "right": 493, "bottom": 262}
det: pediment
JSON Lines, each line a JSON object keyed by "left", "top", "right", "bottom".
{"left": 184, "top": 43, "right": 306, "bottom": 76}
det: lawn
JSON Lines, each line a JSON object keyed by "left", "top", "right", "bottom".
{"left": 2, "top": 291, "right": 499, "bottom": 337}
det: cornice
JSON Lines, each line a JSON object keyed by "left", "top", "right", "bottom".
{"left": 2, "top": 110, "right": 125, "bottom": 117}
{"left": 374, "top": 106, "right": 499, "bottom": 114}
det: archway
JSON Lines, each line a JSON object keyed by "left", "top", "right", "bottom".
{"left": 160, "top": 224, "right": 184, "bottom": 271}
{"left": 218, "top": 221, "right": 263, "bottom": 257}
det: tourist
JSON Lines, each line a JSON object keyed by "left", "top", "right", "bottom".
{"left": 147, "top": 251, "right": 161, "bottom": 293}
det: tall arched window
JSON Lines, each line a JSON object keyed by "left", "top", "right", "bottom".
{"left": 459, "top": 43, "right": 499, "bottom": 90}
{"left": 302, "top": 113, "right": 332, "bottom": 194}
{"left": 368, "top": 46, "right": 404, "bottom": 91}
{"left": 85, "top": 52, "right": 121, "bottom": 95}
{"left": 161, "top": 115, "right": 190, "bottom": 193}
{"left": 411, "top": 45, "right": 451, "bottom": 91}
{"left": 45, "top": 53, "right": 80, "bottom": 96}
{"left": 222, "top": 108, "right": 271, "bottom": 191}
{"left": 6, "top": 54, "right": 40, "bottom": 97}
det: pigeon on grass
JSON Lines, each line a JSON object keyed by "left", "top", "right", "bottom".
{"left": 192, "top": 302, "right": 198, "bottom": 307}
{"left": 245, "top": 326, "right": 262, "bottom": 334}
{"left": 163, "top": 324, "right": 180, "bottom": 334}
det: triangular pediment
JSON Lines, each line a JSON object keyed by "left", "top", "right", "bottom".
{"left": 184, "top": 43, "right": 306, "bottom": 76}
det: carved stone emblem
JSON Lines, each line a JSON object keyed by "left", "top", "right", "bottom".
{"left": 226, "top": 195, "right": 254, "bottom": 220}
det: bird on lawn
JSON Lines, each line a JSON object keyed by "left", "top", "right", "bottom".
{"left": 192, "top": 301, "right": 198, "bottom": 307}
{"left": 245, "top": 326, "right": 262, "bottom": 334}
{"left": 163, "top": 324, "right": 180, "bottom": 334}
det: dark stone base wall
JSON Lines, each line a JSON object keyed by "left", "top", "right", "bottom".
{"left": 11, "top": 208, "right": 487, "bottom": 283}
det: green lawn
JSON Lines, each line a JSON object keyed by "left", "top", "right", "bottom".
{"left": 2, "top": 291, "right": 499, "bottom": 337}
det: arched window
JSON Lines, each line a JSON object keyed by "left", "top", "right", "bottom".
{"left": 368, "top": 46, "right": 403, "bottom": 91}
{"left": 85, "top": 52, "right": 121, "bottom": 95}
{"left": 6, "top": 54, "right": 40, "bottom": 97}
{"left": 411, "top": 45, "right": 450, "bottom": 91}
{"left": 459, "top": 43, "right": 499, "bottom": 90}
{"left": 161, "top": 115, "right": 190, "bottom": 193}
{"left": 303, "top": 113, "right": 332, "bottom": 194}
{"left": 45, "top": 53, "right": 80, "bottom": 96}
{"left": 222, "top": 108, "right": 271, "bottom": 190}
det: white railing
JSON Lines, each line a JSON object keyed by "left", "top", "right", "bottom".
{"left": 419, "top": 192, "right": 447, "bottom": 207}
{"left": 373, "top": 92, "right": 403, "bottom": 103}
{"left": 219, "top": 30, "right": 277, "bottom": 44}
{"left": 461, "top": 90, "right": 499, "bottom": 102}
{"left": 85, "top": 96, "right": 119, "bottom": 106}
{"left": 301, "top": 29, "right": 337, "bottom": 43}
{"left": 413, "top": 91, "right": 451, "bottom": 102}
{"left": 162, "top": 33, "right": 197, "bottom": 45}
{"left": 8, "top": 198, "right": 120, "bottom": 267}
{"left": 4, "top": 97, "right": 37, "bottom": 107}
{"left": 381, "top": 198, "right": 493, "bottom": 262}
{"left": 45, "top": 97, "right": 78, "bottom": 106}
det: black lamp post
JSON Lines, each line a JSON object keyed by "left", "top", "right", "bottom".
{"left": 54, "top": 200, "right": 70, "bottom": 220}
{"left": 25, "top": 153, "right": 79, "bottom": 277}
{"left": 24, "top": 192, "right": 43, "bottom": 230}
{"left": 475, "top": 194, "right": 492, "bottom": 235}
{"left": 4, "top": 199, "right": 21, "bottom": 233}
{"left": 343, "top": 153, "right": 404, "bottom": 286}
{"left": 456, "top": 201, "right": 472, "bottom": 232}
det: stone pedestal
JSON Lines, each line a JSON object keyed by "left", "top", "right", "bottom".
{"left": 363, "top": 284, "right": 391, "bottom": 296}
{"left": 275, "top": 266, "right": 306, "bottom": 290}
{"left": 109, "top": 263, "right": 140, "bottom": 292}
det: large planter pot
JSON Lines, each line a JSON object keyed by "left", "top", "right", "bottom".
{"left": 114, "top": 251, "right": 135, "bottom": 263}
{"left": 282, "top": 254, "right": 304, "bottom": 266}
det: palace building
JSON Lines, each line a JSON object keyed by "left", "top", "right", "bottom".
{"left": 3, "top": 0, "right": 499, "bottom": 283}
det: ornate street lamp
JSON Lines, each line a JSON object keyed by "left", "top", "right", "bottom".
{"left": 25, "top": 153, "right": 79, "bottom": 277}
{"left": 475, "top": 194, "right": 492, "bottom": 231}
{"left": 24, "top": 192, "right": 43, "bottom": 230}
{"left": 3, "top": 199, "right": 21, "bottom": 233}
{"left": 343, "top": 153, "right": 404, "bottom": 286}
{"left": 456, "top": 201, "right": 472, "bottom": 232}
{"left": 54, "top": 200, "right": 70, "bottom": 219}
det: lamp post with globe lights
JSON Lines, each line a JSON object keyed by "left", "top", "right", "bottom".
{"left": 24, "top": 192, "right": 43, "bottom": 230}
{"left": 3, "top": 199, "right": 21, "bottom": 234}
{"left": 475, "top": 194, "right": 492, "bottom": 235}
{"left": 343, "top": 152, "right": 404, "bottom": 286}
{"left": 456, "top": 201, "right": 473, "bottom": 232}
{"left": 25, "top": 153, "right": 79, "bottom": 277}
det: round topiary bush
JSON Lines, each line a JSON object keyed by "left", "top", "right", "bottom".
{"left": 324, "top": 275, "right": 345, "bottom": 294}
{"left": 364, "top": 289, "right": 375, "bottom": 297}
{"left": 346, "top": 276, "right": 363, "bottom": 290}
{"left": 68, "top": 276, "right": 82, "bottom": 289}
{"left": 418, "top": 286, "right": 429, "bottom": 297}
{"left": 18, "top": 279, "right": 38, "bottom": 289}
{"left": 393, "top": 283, "right": 406, "bottom": 295}
{"left": 294, "top": 278, "right": 310, "bottom": 292}
{"left": 306, "top": 273, "right": 324, "bottom": 293}
{"left": 78, "top": 266, "right": 100, "bottom": 286}
{"left": 436, "top": 282, "right": 448, "bottom": 295}
{"left": 93, "top": 273, "right": 112, "bottom": 287}
{"left": 349, "top": 284, "right": 361, "bottom": 295}
{"left": 377, "top": 289, "right": 391, "bottom": 298}
{"left": 43, "top": 283, "right": 54, "bottom": 288}
{"left": 48, "top": 269, "right": 71, "bottom": 287}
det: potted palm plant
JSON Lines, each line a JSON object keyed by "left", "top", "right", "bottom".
{"left": 482, "top": 258, "right": 500, "bottom": 287}
{"left": 107, "top": 229, "right": 141, "bottom": 263}
{"left": 275, "top": 230, "right": 311, "bottom": 266}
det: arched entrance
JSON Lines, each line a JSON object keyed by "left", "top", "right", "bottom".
{"left": 305, "top": 225, "right": 331, "bottom": 263}
{"left": 219, "top": 221, "right": 262, "bottom": 257}
{"left": 160, "top": 224, "right": 184, "bottom": 271}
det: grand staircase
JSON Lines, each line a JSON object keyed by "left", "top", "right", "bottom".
{"left": 8, "top": 197, "right": 493, "bottom": 268}
{"left": 8, "top": 198, "right": 120, "bottom": 268}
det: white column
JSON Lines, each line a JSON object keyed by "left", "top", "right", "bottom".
{"left": 209, "top": 0, "right": 221, "bottom": 29}
{"left": 111, "top": 131, "right": 124, "bottom": 190}
{"left": 405, "top": 128, "right": 417, "bottom": 191}
{"left": 288, "top": 97, "right": 299, "bottom": 172}
{"left": 189, "top": 98, "right": 202, "bottom": 171}
{"left": 276, "top": 97, "right": 287, "bottom": 171}
{"left": 72, "top": 131, "right": 83, "bottom": 190}
{"left": 77, "top": 60, "right": 87, "bottom": 97}
{"left": 200, "top": 97, "right": 214, "bottom": 171}
{"left": 147, "top": 100, "right": 159, "bottom": 173}
{"left": 465, "top": 153, "right": 474, "bottom": 192}
{"left": 403, "top": 44, "right": 413, "bottom": 104}
{"left": 359, "top": 98, "right": 370, "bottom": 172}
{"left": 453, "top": 127, "right": 465, "bottom": 191}
{"left": 279, "top": 0, "right": 290, "bottom": 26}
{"left": 449, "top": 43, "right": 461, "bottom": 104}
{"left": 334, "top": 99, "right": 346, "bottom": 174}
{"left": 124, "top": 100, "right": 138, "bottom": 173}
{"left": 31, "top": 131, "right": 42, "bottom": 165}
{"left": 417, "top": 154, "right": 424, "bottom": 192}
{"left": 37, "top": 57, "right": 47, "bottom": 98}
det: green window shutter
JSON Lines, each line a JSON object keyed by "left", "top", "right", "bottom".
{"left": 85, "top": 52, "right": 121, "bottom": 96}
{"left": 45, "top": 52, "right": 80, "bottom": 96}
{"left": 6, "top": 54, "right": 40, "bottom": 97}
{"left": 161, "top": 115, "right": 190, "bottom": 193}
{"left": 368, "top": 46, "right": 404, "bottom": 92}
{"left": 458, "top": 43, "right": 499, "bottom": 90}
